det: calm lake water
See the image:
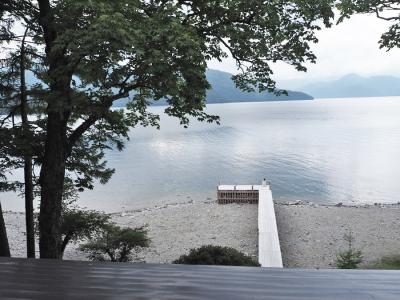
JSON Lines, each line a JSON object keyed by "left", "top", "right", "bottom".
{"left": 3, "top": 97, "right": 400, "bottom": 212}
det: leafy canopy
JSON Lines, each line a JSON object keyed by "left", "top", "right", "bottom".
{"left": 338, "top": 0, "right": 400, "bottom": 50}
{"left": 2, "top": 0, "right": 335, "bottom": 136}
{"left": 79, "top": 224, "right": 150, "bottom": 262}
{"left": 60, "top": 208, "right": 111, "bottom": 256}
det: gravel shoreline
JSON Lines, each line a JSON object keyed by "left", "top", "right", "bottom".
{"left": 4, "top": 201, "right": 400, "bottom": 268}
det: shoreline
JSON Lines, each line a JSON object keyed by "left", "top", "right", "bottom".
{"left": 4, "top": 201, "right": 400, "bottom": 268}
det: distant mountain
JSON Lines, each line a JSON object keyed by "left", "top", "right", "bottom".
{"left": 298, "top": 74, "right": 400, "bottom": 99}
{"left": 15, "top": 69, "right": 312, "bottom": 107}
{"left": 113, "top": 69, "right": 313, "bottom": 106}
{"left": 204, "top": 69, "right": 313, "bottom": 103}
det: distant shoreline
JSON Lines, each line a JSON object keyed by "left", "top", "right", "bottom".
{"left": 112, "top": 94, "right": 400, "bottom": 108}
{"left": 113, "top": 97, "right": 314, "bottom": 108}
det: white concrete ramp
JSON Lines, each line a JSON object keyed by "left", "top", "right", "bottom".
{"left": 257, "top": 185, "right": 283, "bottom": 268}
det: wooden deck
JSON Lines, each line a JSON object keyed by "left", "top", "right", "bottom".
{"left": 1, "top": 258, "right": 400, "bottom": 299}
{"left": 217, "top": 189, "right": 259, "bottom": 204}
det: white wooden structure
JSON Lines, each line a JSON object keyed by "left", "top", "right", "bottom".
{"left": 217, "top": 180, "right": 283, "bottom": 268}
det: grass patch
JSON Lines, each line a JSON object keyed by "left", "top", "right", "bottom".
{"left": 364, "top": 255, "right": 400, "bottom": 270}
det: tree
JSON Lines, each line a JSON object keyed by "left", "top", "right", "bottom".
{"left": 60, "top": 209, "right": 110, "bottom": 258}
{"left": 1, "top": 56, "right": 116, "bottom": 259}
{"left": 338, "top": 0, "right": 400, "bottom": 50}
{"left": 0, "top": 201, "right": 10, "bottom": 257}
{"left": 0, "top": 137, "right": 22, "bottom": 257}
{"left": 173, "top": 245, "right": 260, "bottom": 267}
{"left": 1, "top": 36, "right": 116, "bottom": 259}
{"left": 79, "top": 224, "right": 149, "bottom": 262}
{"left": 336, "top": 230, "right": 363, "bottom": 269}
{"left": 1, "top": 7, "right": 46, "bottom": 257}
{"left": 1, "top": 0, "right": 335, "bottom": 258}
{"left": 0, "top": 136, "right": 12, "bottom": 257}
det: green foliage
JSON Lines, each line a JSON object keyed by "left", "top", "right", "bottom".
{"left": 338, "top": 1, "right": 400, "bottom": 50}
{"left": 364, "top": 254, "right": 400, "bottom": 270}
{"left": 336, "top": 230, "right": 363, "bottom": 269}
{"left": 79, "top": 224, "right": 150, "bottom": 262}
{"left": 60, "top": 209, "right": 111, "bottom": 257}
{"left": 2, "top": 0, "right": 336, "bottom": 133}
{"left": 0, "top": 154, "right": 21, "bottom": 192}
{"left": 173, "top": 245, "right": 260, "bottom": 267}
{"left": 0, "top": 30, "right": 37, "bottom": 195}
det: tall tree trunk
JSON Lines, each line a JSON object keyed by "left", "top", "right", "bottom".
{"left": 38, "top": 0, "right": 71, "bottom": 259}
{"left": 39, "top": 111, "right": 68, "bottom": 259}
{"left": 23, "top": 159, "right": 35, "bottom": 258}
{"left": 0, "top": 201, "right": 11, "bottom": 257}
{"left": 20, "top": 27, "right": 35, "bottom": 259}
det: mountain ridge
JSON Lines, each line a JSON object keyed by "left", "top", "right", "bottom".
{"left": 114, "top": 69, "right": 313, "bottom": 106}
{"left": 297, "top": 74, "right": 400, "bottom": 99}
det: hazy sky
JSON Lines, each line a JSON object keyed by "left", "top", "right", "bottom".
{"left": 208, "top": 13, "right": 400, "bottom": 83}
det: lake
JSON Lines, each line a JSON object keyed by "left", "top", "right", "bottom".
{"left": 2, "top": 97, "right": 400, "bottom": 212}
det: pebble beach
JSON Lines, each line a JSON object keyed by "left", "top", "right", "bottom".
{"left": 4, "top": 200, "right": 400, "bottom": 268}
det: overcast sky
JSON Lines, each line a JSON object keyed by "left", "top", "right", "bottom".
{"left": 208, "top": 13, "right": 400, "bottom": 84}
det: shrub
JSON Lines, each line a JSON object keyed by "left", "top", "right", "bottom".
{"left": 336, "top": 230, "right": 362, "bottom": 269}
{"left": 173, "top": 245, "right": 260, "bottom": 267}
{"left": 60, "top": 209, "right": 111, "bottom": 258}
{"left": 79, "top": 224, "right": 150, "bottom": 262}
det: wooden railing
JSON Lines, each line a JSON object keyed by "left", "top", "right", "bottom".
{"left": 217, "top": 189, "right": 259, "bottom": 204}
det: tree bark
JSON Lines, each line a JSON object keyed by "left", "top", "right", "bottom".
{"left": 23, "top": 158, "right": 35, "bottom": 258}
{"left": 39, "top": 110, "right": 69, "bottom": 259}
{"left": 0, "top": 201, "right": 11, "bottom": 257}
{"left": 60, "top": 231, "right": 72, "bottom": 258}
{"left": 20, "top": 27, "right": 35, "bottom": 259}
{"left": 37, "top": 0, "right": 71, "bottom": 259}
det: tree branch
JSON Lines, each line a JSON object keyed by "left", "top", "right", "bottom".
{"left": 375, "top": 8, "right": 400, "bottom": 21}
{"left": 67, "top": 82, "right": 144, "bottom": 153}
{"left": 0, "top": 104, "right": 21, "bottom": 128}
{"left": 37, "top": 0, "right": 56, "bottom": 55}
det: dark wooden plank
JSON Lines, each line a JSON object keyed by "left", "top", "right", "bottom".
{"left": 1, "top": 258, "right": 400, "bottom": 299}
